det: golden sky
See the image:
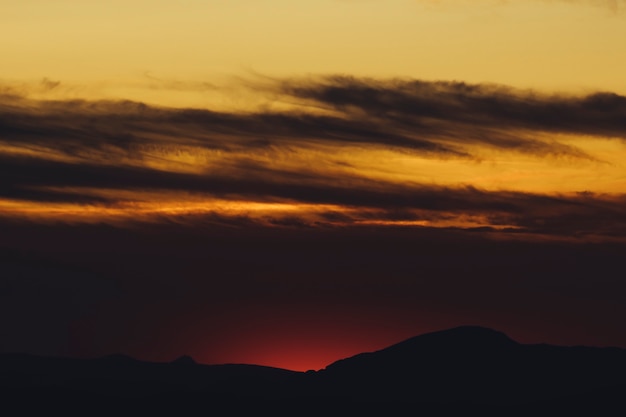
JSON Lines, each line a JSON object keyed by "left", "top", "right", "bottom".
{"left": 2, "top": 0, "right": 626, "bottom": 240}
{"left": 3, "top": 0, "right": 626, "bottom": 94}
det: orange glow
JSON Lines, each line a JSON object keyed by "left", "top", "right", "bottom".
{"left": 0, "top": 194, "right": 531, "bottom": 232}
{"left": 0, "top": 196, "right": 344, "bottom": 223}
{"left": 193, "top": 314, "right": 431, "bottom": 372}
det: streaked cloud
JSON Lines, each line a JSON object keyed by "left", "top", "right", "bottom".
{"left": 1, "top": 76, "right": 625, "bottom": 240}
{"left": 280, "top": 76, "right": 626, "bottom": 144}
{"left": 419, "top": 0, "right": 624, "bottom": 12}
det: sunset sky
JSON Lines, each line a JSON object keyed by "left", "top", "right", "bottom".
{"left": 2, "top": 0, "right": 626, "bottom": 371}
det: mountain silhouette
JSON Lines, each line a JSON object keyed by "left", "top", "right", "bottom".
{"left": 1, "top": 326, "right": 625, "bottom": 415}
{"left": 171, "top": 355, "right": 197, "bottom": 366}
{"left": 316, "top": 326, "right": 626, "bottom": 405}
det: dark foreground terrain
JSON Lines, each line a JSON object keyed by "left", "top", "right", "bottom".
{"left": 2, "top": 326, "right": 625, "bottom": 415}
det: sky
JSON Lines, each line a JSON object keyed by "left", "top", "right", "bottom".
{"left": 1, "top": 0, "right": 626, "bottom": 371}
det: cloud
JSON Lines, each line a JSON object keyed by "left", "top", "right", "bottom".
{"left": 279, "top": 76, "right": 626, "bottom": 145}
{"left": 554, "top": 0, "right": 622, "bottom": 12}
{"left": 2, "top": 77, "right": 626, "bottom": 240}
{"left": 9, "top": 74, "right": 626, "bottom": 166}
{"left": 418, "top": 0, "right": 624, "bottom": 13}
{"left": 0, "top": 93, "right": 459, "bottom": 160}
{"left": 5, "top": 75, "right": 622, "bottom": 184}
{"left": 2, "top": 152, "right": 625, "bottom": 239}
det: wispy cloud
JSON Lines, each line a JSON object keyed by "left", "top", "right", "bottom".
{"left": 7, "top": 75, "right": 626, "bottom": 163}
{"left": 1, "top": 76, "right": 625, "bottom": 240}
{"left": 549, "top": 0, "right": 622, "bottom": 12}
{"left": 279, "top": 76, "right": 626, "bottom": 146}
{"left": 418, "top": 0, "right": 624, "bottom": 13}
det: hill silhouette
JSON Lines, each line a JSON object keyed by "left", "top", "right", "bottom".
{"left": 1, "top": 326, "right": 625, "bottom": 415}
{"left": 317, "top": 326, "right": 626, "bottom": 406}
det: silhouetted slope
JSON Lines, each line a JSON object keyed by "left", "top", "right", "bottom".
{"left": 1, "top": 326, "right": 625, "bottom": 414}
{"left": 0, "top": 353, "right": 303, "bottom": 400}
{"left": 316, "top": 326, "right": 626, "bottom": 406}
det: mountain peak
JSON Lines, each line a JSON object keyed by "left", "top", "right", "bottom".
{"left": 324, "top": 326, "right": 518, "bottom": 373}
{"left": 171, "top": 355, "right": 197, "bottom": 366}
{"left": 387, "top": 325, "right": 517, "bottom": 352}
{"left": 423, "top": 325, "right": 515, "bottom": 343}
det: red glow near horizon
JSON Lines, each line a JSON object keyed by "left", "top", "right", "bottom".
{"left": 190, "top": 317, "right": 436, "bottom": 372}
{"left": 70, "top": 302, "right": 626, "bottom": 372}
{"left": 222, "top": 345, "right": 361, "bottom": 372}
{"left": 198, "top": 338, "right": 384, "bottom": 372}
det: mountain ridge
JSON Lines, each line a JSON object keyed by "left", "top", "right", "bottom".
{"left": 1, "top": 326, "right": 625, "bottom": 414}
{"left": 322, "top": 325, "right": 518, "bottom": 371}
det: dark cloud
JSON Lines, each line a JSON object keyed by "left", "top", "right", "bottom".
{"left": 7, "top": 74, "right": 625, "bottom": 164}
{"left": 2, "top": 78, "right": 626, "bottom": 239}
{"left": 2, "top": 152, "right": 625, "bottom": 238}
{"left": 280, "top": 76, "right": 626, "bottom": 146}
{"left": 0, "top": 93, "right": 458, "bottom": 161}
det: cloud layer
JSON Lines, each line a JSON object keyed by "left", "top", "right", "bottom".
{"left": 1, "top": 76, "right": 626, "bottom": 240}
